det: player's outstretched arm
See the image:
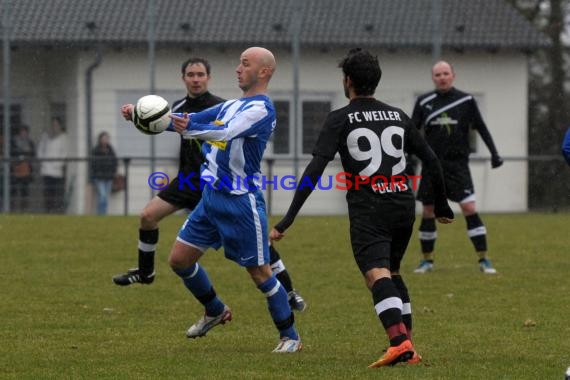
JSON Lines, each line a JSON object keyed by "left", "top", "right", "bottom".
{"left": 120, "top": 104, "right": 134, "bottom": 121}
{"left": 170, "top": 112, "right": 190, "bottom": 134}
{"left": 491, "top": 155, "right": 504, "bottom": 169}
{"left": 269, "top": 228, "right": 285, "bottom": 242}
{"left": 272, "top": 155, "right": 330, "bottom": 237}
{"left": 471, "top": 104, "right": 503, "bottom": 169}
{"left": 406, "top": 124, "right": 454, "bottom": 223}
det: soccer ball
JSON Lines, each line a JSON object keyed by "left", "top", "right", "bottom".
{"left": 133, "top": 95, "right": 171, "bottom": 135}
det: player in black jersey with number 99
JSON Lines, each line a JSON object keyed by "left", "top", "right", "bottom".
{"left": 270, "top": 48, "right": 454, "bottom": 367}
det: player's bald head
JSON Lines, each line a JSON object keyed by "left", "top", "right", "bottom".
{"left": 432, "top": 60, "right": 454, "bottom": 75}
{"left": 243, "top": 46, "right": 276, "bottom": 74}
{"left": 431, "top": 60, "right": 455, "bottom": 92}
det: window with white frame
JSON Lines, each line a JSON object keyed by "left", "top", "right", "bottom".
{"left": 272, "top": 96, "right": 331, "bottom": 156}
{"left": 273, "top": 100, "right": 290, "bottom": 155}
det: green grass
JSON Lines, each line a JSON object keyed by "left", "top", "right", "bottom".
{"left": 1, "top": 213, "right": 570, "bottom": 379}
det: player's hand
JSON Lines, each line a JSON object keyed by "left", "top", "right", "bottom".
{"left": 434, "top": 202, "right": 454, "bottom": 224}
{"left": 269, "top": 227, "right": 285, "bottom": 242}
{"left": 170, "top": 112, "right": 189, "bottom": 134}
{"left": 491, "top": 155, "right": 503, "bottom": 169}
{"left": 121, "top": 104, "right": 134, "bottom": 121}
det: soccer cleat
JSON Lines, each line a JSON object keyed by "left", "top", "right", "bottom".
{"left": 413, "top": 260, "right": 434, "bottom": 273}
{"left": 112, "top": 268, "right": 155, "bottom": 286}
{"left": 272, "top": 337, "right": 303, "bottom": 353}
{"left": 368, "top": 340, "right": 415, "bottom": 368}
{"left": 186, "top": 306, "right": 232, "bottom": 338}
{"left": 479, "top": 258, "right": 497, "bottom": 274}
{"left": 288, "top": 290, "right": 307, "bottom": 312}
{"left": 407, "top": 350, "right": 422, "bottom": 365}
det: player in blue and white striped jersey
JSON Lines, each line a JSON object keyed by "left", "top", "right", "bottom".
{"left": 177, "top": 95, "right": 276, "bottom": 194}
{"left": 168, "top": 47, "right": 301, "bottom": 353}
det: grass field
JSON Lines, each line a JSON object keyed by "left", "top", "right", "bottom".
{"left": 2, "top": 213, "right": 570, "bottom": 379}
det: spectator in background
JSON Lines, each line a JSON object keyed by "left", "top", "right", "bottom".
{"left": 562, "top": 127, "right": 570, "bottom": 165}
{"left": 10, "top": 125, "right": 36, "bottom": 212}
{"left": 37, "top": 117, "right": 68, "bottom": 213}
{"left": 90, "top": 131, "right": 118, "bottom": 215}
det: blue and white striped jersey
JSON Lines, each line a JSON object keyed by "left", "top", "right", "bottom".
{"left": 180, "top": 94, "right": 276, "bottom": 194}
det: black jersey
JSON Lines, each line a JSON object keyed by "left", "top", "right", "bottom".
{"left": 314, "top": 98, "right": 438, "bottom": 202}
{"left": 171, "top": 92, "right": 225, "bottom": 176}
{"left": 156, "top": 92, "right": 224, "bottom": 209}
{"left": 275, "top": 97, "right": 450, "bottom": 232}
{"left": 411, "top": 87, "right": 499, "bottom": 162}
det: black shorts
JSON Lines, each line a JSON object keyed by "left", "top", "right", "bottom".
{"left": 417, "top": 160, "right": 474, "bottom": 204}
{"left": 157, "top": 176, "right": 202, "bottom": 210}
{"left": 347, "top": 193, "right": 415, "bottom": 274}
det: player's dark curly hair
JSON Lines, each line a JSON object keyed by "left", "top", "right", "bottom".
{"left": 338, "top": 48, "right": 381, "bottom": 96}
{"left": 181, "top": 57, "right": 212, "bottom": 75}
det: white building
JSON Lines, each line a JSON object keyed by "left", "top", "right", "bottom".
{"left": 0, "top": 0, "right": 549, "bottom": 215}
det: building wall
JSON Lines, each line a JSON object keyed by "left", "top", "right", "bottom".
{"left": 1, "top": 49, "right": 81, "bottom": 213}
{"left": 378, "top": 50, "right": 528, "bottom": 213}
{"left": 4, "top": 46, "right": 528, "bottom": 214}
{"left": 83, "top": 47, "right": 530, "bottom": 214}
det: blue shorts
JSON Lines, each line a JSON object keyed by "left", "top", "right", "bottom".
{"left": 177, "top": 186, "right": 269, "bottom": 267}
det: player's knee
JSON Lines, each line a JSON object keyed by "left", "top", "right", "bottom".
{"left": 247, "top": 265, "right": 272, "bottom": 285}
{"left": 168, "top": 252, "right": 184, "bottom": 270}
{"left": 460, "top": 201, "right": 476, "bottom": 215}
{"left": 140, "top": 207, "right": 159, "bottom": 228}
{"left": 362, "top": 262, "right": 391, "bottom": 289}
{"left": 168, "top": 245, "right": 199, "bottom": 270}
{"left": 422, "top": 204, "right": 435, "bottom": 218}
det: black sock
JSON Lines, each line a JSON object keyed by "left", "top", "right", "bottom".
{"left": 392, "top": 275, "right": 412, "bottom": 339}
{"left": 419, "top": 217, "right": 437, "bottom": 255}
{"left": 138, "top": 228, "right": 158, "bottom": 274}
{"left": 465, "top": 213, "right": 487, "bottom": 252}
{"left": 371, "top": 278, "right": 406, "bottom": 345}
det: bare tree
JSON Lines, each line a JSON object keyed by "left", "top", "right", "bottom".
{"left": 508, "top": 0, "right": 570, "bottom": 210}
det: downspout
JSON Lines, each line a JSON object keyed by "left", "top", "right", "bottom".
{"left": 85, "top": 21, "right": 102, "bottom": 185}
{"left": 85, "top": 45, "right": 102, "bottom": 171}
{"left": 2, "top": 0, "right": 13, "bottom": 213}
{"left": 84, "top": 21, "right": 102, "bottom": 214}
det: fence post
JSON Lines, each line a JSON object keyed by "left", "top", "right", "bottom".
{"left": 123, "top": 157, "right": 130, "bottom": 216}
{"left": 266, "top": 158, "right": 274, "bottom": 216}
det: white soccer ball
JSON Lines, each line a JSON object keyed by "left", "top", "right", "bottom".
{"left": 133, "top": 95, "right": 171, "bottom": 135}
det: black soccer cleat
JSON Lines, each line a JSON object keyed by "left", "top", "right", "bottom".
{"left": 113, "top": 268, "right": 155, "bottom": 286}
{"left": 288, "top": 290, "right": 307, "bottom": 312}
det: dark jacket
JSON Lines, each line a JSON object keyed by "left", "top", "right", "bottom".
{"left": 90, "top": 144, "right": 118, "bottom": 181}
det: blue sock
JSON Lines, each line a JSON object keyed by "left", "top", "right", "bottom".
{"left": 258, "top": 275, "right": 298, "bottom": 340}
{"left": 173, "top": 263, "right": 224, "bottom": 317}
